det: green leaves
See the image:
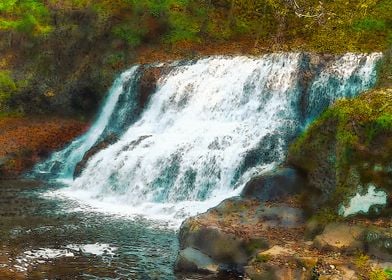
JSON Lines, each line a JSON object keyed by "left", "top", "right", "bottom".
{"left": 0, "top": 71, "right": 16, "bottom": 106}
{"left": 113, "top": 23, "right": 147, "bottom": 46}
{"left": 0, "top": 0, "right": 52, "bottom": 35}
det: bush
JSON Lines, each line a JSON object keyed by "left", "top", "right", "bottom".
{"left": 0, "top": 71, "right": 16, "bottom": 106}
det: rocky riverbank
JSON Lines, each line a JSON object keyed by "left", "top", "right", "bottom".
{"left": 0, "top": 117, "right": 87, "bottom": 178}
{"left": 175, "top": 88, "right": 392, "bottom": 279}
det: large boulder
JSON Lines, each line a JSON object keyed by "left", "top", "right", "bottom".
{"left": 288, "top": 89, "right": 392, "bottom": 218}
{"left": 175, "top": 198, "right": 306, "bottom": 275}
{"left": 241, "top": 167, "right": 306, "bottom": 201}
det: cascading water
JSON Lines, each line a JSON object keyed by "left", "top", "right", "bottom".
{"left": 34, "top": 53, "right": 382, "bottom": 224}
{"left": 33, "top": 66, "right": 140, "bottom": 180}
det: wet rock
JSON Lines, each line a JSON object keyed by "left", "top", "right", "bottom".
{"left": 74, "top": 133, "right": 118, "bottom": 178}
{"left": 313, "top": 223, "right": 365, "bottom": 253}
{"left": 241, "top": 168, "right": 306, "bottom": 201}
{"left": 138, "top": 65, "right": 172, "bottom": 108}
{"left": 175, "top": 247, "right": 219, "bottom": 274}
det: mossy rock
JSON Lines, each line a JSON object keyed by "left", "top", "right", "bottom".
{"left": 288, "top": 88, "right": 392, "bottom": 218}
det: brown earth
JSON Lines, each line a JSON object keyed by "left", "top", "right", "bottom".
{"left": 0, "top": 117, "right": 88, "bottom": 178}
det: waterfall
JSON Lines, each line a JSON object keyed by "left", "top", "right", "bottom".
{"left": 34, "top": 53, "right": 382, "bottom": 223}
{"left": 33, "top": 66, "right": 140, "bottom": 180}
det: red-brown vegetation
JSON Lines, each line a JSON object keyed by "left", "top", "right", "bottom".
{"left": 0, "top": 117, "right": 88, "bottom": 178}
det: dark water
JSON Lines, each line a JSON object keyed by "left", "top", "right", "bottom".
{"left": 0, "top": 180, "right": 238, "bottom": 280}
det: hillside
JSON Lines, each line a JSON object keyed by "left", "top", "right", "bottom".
{"left": 0, "top": 0, "right": 391, "bottom": 117}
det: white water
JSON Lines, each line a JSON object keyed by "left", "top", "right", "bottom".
{"left": 35, "top": 53, "right": 382, "bottom": 224}
{"left": 14, "top": 243, "right": 117, "bottom": 272}
{"left": 33, "top": 67, "right": 139, "bottom": 179}
{"left": 306, "top": 53, "right": 382, "bottom": 120}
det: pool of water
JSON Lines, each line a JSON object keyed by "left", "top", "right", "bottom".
{"left": 0, "top": 180, "right": 239, "bottom": 279}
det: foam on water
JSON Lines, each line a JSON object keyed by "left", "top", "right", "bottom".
{"left": 14, "top": 244, "right": 117, "bottom": 272}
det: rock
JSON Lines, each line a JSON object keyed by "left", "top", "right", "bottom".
{"left": 177, "top": 219, "right": 253, "bottom": 271}
{"left": 313, "top": 223, "right": 365, "bottom": 253}
{"left": 245, "top": 264, "right": 311, "bottom": 280}
{"left": 175, "top": 247, "right": 219, "bottom": 274}
{"left": 175, "top": 196, "right": 308, "bottom": 275}
{"left": 288, "top": 89, "right": 392, "bottom": 218}
{"left": 257, "top": 205, "right": 305, "bottom": 229}
{"left": 241, "top": 167, "right": 306, "bottom": 201}
{"left": 273, "top": 266, "right": 311, "bottom": 280}
{"left": 138, "top": 65, "right": 172, "bottom": 108}
{"left": 365, "top": 228, "right": 392, "bottom": 261}
{"left": 259, "top": 246, "right": 295, "bottom": 257}
{"left": 0, "top": 117, "right": 87, "bottom": 178}
{"left": 245, "top": 265, "right": 277, "bottom": 280}
{"left": 73, "top": 133, "right": 118, "bottom": 178}
{"left": 338, "top": 265, "right": 358, "bottom": 280}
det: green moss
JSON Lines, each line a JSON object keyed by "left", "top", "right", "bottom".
{"left": 0, "top": 71, "right": 16, "bottom": 106}
{"left": 385, "top": 269, "right": 392, "bottom": 279}
{"left": 289, "top": 89, "right": 392, "bottom": 219}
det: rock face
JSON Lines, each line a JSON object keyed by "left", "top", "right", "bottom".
{"left": 288, "top": 89, "right": 392, "bottom": 218}
{"left": 241, "top": 167, "right": 306, "bottom": 201}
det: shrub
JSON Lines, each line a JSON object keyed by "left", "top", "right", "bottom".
{"left": 0, "top": 71, "right": 16, "bottom": 106}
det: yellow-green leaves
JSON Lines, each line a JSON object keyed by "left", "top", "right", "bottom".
{"left": 0, "top": 0, "right": 52, "bottom": 36}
